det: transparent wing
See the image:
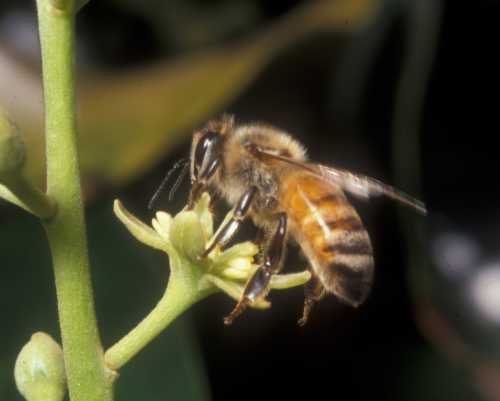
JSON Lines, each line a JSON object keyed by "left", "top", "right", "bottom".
{"left": 315, "top": 164, "right": 427, "bottom": 215}
{"left": 254, "top": 148, "right": 427, "bottom": 215}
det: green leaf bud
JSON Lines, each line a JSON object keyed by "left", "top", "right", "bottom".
{"left": 14, "top": 332, "right": 66, "bottom": 401}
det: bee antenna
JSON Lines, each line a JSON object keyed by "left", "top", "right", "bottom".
{"left": 168, "top": 160, "right": 189, "bottom": 202}
{"left": 148, "top": 158, "right": 189, "bottom": 211}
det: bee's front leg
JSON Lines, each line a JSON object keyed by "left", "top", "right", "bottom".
{"left": 202, "top": 186, "right": 258, "bottom": 257}
{"left": 224, "top": 212, "right": 288, "bottom": 325}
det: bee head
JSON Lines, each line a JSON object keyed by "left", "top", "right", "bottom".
{"left": 191, "top": 129, "right": 222, "bottom": 185}
{"left": 188, "top": 116, "right": 233, "bottom": 207}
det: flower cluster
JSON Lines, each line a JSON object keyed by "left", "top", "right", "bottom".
{"left": 114, "top": 193, "right": 310, "bottom": 314}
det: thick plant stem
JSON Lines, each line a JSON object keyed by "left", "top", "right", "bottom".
{"left": 36, "top": 1, "right": 113, "bottom": 401}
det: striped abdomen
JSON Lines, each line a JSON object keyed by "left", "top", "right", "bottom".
{"left": 280, "top": 173, "right": 374, "bottom": 306}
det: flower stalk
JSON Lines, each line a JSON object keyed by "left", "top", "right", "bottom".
{"left": 104, "top": 259, "right": 214, "bottom": 371}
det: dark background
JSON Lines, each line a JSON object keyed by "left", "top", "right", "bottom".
{"left": 1, "top": 1, "right": 499, "bottom": 400}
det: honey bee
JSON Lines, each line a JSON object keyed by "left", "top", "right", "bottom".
{"left": 185, "top": 115, "right": 426, "bottom": 325}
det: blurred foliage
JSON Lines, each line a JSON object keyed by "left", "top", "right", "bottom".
{"left": 0, "top": 0, "right": 379, "bottom": 193}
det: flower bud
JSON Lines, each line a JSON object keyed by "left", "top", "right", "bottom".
{"left": 169, "top": 211, "right": 205, "bottom": 261}
{"left": 14, "top": 332, "right": 66, "bottom": 401}
{"left": 0, "top": 109, "right": 25, "bottom": 179}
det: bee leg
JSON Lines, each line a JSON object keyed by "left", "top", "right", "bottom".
{"left": 298, "top": 270, "right": 325, "bottom": 326}
{"left": 202, "top": 186, "right": 258, "bottom": 257}
{"left": 208, "top": 191, "right": 220, "bottom": 213}
{"left": 224, "top": 213, "right": 288, "bottom": 325}
{"left": 253, "top": 227, "right": 267, "bottom": 264}
{"left": 187, "top": 182, "right": 204, "bottom": 210}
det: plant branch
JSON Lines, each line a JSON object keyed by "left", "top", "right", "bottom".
{"left": 0, "top": 108, "right": 56, "bottom": 218}
{"left": 0, "top": 176, "right": 56, "bottom": 219}
{"left": 104, "top": 256, "right": 214, "bottom": 371}
{"left": 36, "top": 1, "right": 113, "bottom": 400}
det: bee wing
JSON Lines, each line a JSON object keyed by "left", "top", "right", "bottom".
{"left": 314, "top": 164, "right": 427, "bottom": 215}
{"left": 254, "top": 148, "right": 427, "bottom": 215}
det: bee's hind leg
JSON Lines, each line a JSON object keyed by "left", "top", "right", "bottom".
{"left": 224, "top": 212, "right": 288, "bottom": 325}
{"left": 298, "top": 270, "right": 325, "bottom": 326}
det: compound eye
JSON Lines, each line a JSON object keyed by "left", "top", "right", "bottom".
{"left": 193, "top": 130, "right": 221, "bottom": 179}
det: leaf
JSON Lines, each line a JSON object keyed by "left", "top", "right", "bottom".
{"left": 0, "top": 0, "right": 379, "bottom": 192}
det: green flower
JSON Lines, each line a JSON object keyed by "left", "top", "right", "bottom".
{"left": 105, "top": 192, "right": 310, "bottom": 370}
{"left": 113, "top": 193, "right": 310, "bottom": 312}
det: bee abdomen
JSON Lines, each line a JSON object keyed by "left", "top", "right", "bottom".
{"left": 280, "top": 173, "right": 374, "bottom": 306}
{"left": 322, "top": 240, "right": 372, "bottom": 256}
{"left": 327, "top": 257, "right": 373, "bottom": 306}
{"left": 319, "top": 226, "right": 374, "bottom": 307}
{"left": 301, "top": 200, "right": 373, "bottom": 305}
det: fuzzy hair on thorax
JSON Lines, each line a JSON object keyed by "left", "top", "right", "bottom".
{"left": 211, "top": 120, "right": 305, "bottom": 220}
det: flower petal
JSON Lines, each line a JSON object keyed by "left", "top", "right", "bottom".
{"left": 192, "top": 192, "right": 214, "bottom": 239}
{"left": 152, "top": 211, "right": 172, "bottom": 241}
{"left": 219, "top": 265, "right": 254, "bottom": 280}
{"left": 210, "top": 242, "right": 258, "bottom": 273}
{"left": 113, "top": 200, "right": 166, "bottom": 251}
{"left": 226, "top": 256, "right": 254, "bottom": 271}
{"left": 270, "top": 271, "right": 311, "bottom": 289}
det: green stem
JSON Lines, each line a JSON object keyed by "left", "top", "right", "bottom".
{"left": 0, "top": 176, "right": 56, "bottom": 219}
{"left": 105, "top": 254, "right": 212, "bottom": 370}
{"left": 36, "top": 1, "right": 113, "bottom": 400}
